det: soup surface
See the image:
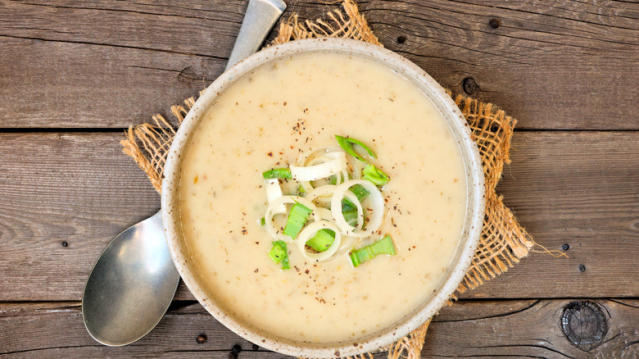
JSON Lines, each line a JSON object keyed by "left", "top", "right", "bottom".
{"left": 177, "top": 51, "right": 467, "bottom": 344}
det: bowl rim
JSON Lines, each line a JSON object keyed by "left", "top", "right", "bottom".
{"left": 161, "top": 38, "right": 485, "bottom": 358}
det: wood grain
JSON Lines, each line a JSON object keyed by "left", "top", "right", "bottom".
{"left": 0, "top": 133, "right": 159, "bottom": 300}
{"left": 362, "top": 0, "right": 639, "bottom": 130}
{"left": 425, "top": 298, "right": 639, "bottom": 358}
{"left": 0, "top": 131, "right": 638, "bottom": 301}
{"left": 2, "top": 299, "right": 639, "bottom": 358}
{"left": 1, "top": 0, "right": 638, "bottom": 129}
{"left": 470, "top": 130, "right": 639, "bottom": 299}
{"left": 0, "top": 37, "right": 224, "bottom": 129}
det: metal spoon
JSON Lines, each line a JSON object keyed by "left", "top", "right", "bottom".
{"left": 82, "top": 0, "right": 286, "bottom": 346}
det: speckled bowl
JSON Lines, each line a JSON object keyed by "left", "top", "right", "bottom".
{"left": 161, "top": 38, "right": 485, "bottom": 358}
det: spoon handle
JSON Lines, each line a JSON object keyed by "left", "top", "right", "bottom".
{"left": 226, "top": 0, "right": 287, "bottom": 70}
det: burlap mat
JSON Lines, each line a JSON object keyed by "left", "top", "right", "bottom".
{"left": 121, "top": 1, "right": 555, "bottom": 357}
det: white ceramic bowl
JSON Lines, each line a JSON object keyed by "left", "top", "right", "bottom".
{"left": 162, "top": 38, "right": 485, "bottom": 358}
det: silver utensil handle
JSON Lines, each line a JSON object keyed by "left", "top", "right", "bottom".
{"left": 226, "top": 0, "right": 287, "bottom": 70}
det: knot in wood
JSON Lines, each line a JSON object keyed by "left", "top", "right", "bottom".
{"left": 178, "top": 66, "right": 200, "bottom": 83}
{"left": 561, "top": 301, "right": 608, "bottom": 351}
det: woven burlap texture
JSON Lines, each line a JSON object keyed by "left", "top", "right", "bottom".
{"left": 120, "top": 1, "right": 536, "bottom": 358}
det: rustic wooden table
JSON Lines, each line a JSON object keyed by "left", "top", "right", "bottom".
{"left": 1, "top": 0, "right": 638, "bottom": 358}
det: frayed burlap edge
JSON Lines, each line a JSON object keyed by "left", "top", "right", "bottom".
{"left": 271, "top": 0, "right": 381, "bottom": 46}
{"left": 451, "top": 94, "right": 534, "bottom": 294}
{"left": 121, "top": 97, "right": 195, "bottom": 192}
{"left": 120, "top": 1, "right": 548, "bottom": 358}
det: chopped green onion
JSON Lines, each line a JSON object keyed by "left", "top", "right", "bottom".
{"left": 350, "top": 184, "right": 369, "bottom": 201}
{"left": 335, "top": 135, "right": 377, "bottom": 162}
{"left": 341, "top": 186, "right": 369, "bottom": 227}
{"left": 283, "top": 202, "right": 313, "bottom": 239}
{"left": 341, "top": 187, "right": 369, "bottom": 212}
{"left": 297, "top": 185, "right": 306, "bottom": 196}
{"left": 342, "top": 208, "right": 358, "bottom": 227}
{"left": 260, "top": 217, "right": 266, "bottom": 226}
{"left": 262, "top": 168, "right": 291, "bottom": 179}
{"left": 362, "top": 164, "right": 390, "bottom": 186}
{"left": 341, "top": 198, "right": 358, "bottom": 227}
{"left": 269, "top": 241, "right": 290, "bottom": 269}
{"left": 306, "top": 229, "right": 335, "bottom": 252}
{"left": 342, "top": 198, "right": 357, "bottom": 212}
{"left": 349, "top": 235, "right": 396, "bottom": 267}
{"left": 328, "top": 175, "right": 338, "bottom": 185}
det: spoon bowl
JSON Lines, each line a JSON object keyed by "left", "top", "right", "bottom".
{"left": 82, "top": 211, "right": 179, "bottom": 346}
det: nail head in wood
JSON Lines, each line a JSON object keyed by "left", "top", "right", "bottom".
{"left": 396, "top": 35, "right": 407, "bottom": 44}
{"left": 462, "top": 77, "right": 479, "bottom": 95}
{"left": 61, "top": 241, "right": 69, "bottom": 247}
{"left": 229, "top": 344, "right": 242, "bottom": 359}
{"left": 561, "top": 301, "right": 608, "bottom": 351}
{"left": 562, "top": 243, "right": 570, "bottom": 251}
{"left": 196, "top": 333, "right": 207, "bottom": 344}
{"left": 579, "top": 264, "right": 586, "bottom": 272}
{"left": 489, "top": 18, "right": 500, "bottom": 29}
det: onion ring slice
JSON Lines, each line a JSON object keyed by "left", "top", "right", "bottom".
{"left": 264, "top": 178, "right": 285, "bottom": 213}
{"left": 308, "top": 185, "right": 363, "bottom": 230}
{"left": 290, "top": 151, "right": 346, "bottom": 182}
{"left": 264, "top": 196, "right": 318, "bottom": 242}
{"left": 298, "top": 149, "right": 348, "bottom": 194}
{"left": 296, "top": 220, "right": 342, "bottom": 262}
{"left": 330, "top": 180, "right": 384, "bottom": 238}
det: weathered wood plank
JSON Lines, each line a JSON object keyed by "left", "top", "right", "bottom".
{"left": 1, "top": 0, "right": 638, "bottom": 129}
{"left": 0, "top": 301, "right": 276, "bottom": 358}
{"left": 0, "top": 0, "right": 239, "bottom": 128}
{"left": 0, "top": 37, "right": 224, "bottom": 128}
{"left": 0, "top": 131, "right": 637, "bottom": 301}
{"left": 0, "top": 133, "right": 160, "bottom": 300}
{"left": 1, "top": 299, "right": 638, "bottom": 358}
{"left": 1, "top": 0, "right": 244, "bottom": 56}
{"left": 362, "top": 0, "right": 639, "bottom": 130}
{"left": 469, "top": 130, "right": 639, "bottom": 299}
{"left": 425, "top": 299, "right": 639, "bottom": 358}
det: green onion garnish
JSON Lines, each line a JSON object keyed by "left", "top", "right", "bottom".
{"left": 262, "top": 168, "right": 292, "bottom": 179}
{"left": 306, "top": 229, "right": 335, "bottom": 252}
{"left": 328, "top": 175, "right": 338, "bottom": 185}
{"left": 342, "top": 209, "right": 358, "bottom": 227}
{"left": 260, "top": 217, "right": 266, "bottom": 226}
{"left": 362, "top": 164, "right": 390, "bottom": 186}
{"left": 269, "top": 241, "right": 290, "bottom": 269}
{"left": 342, "top": 198, "right": 357, "bottom": 212}
{"left": 342, "top": 198, "right": 359, "bottom": 227}
{"left": 283, "top": 202, "right": 313, "bottom": 239}
{"left": 350, "top": 184, "right": 369, "bottom": 201}
{"left": 297, "top": 185, "right": 306, "bottom": 196}
{"left": 349, "top": 235, "right": 396, "bottom": 267}
{"left": 335, "top": 135, "right": 377, "bottom": 162}
{"left": 341, "top": 185, "right": 369, "bottom": 227}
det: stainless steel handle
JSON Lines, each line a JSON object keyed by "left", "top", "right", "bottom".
{"left": 226, "top": 0, "right": 287, "bottom": 70}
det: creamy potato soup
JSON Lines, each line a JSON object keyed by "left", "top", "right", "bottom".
{"left": 177, "top": 52, "right": 467, "bottom": 344}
